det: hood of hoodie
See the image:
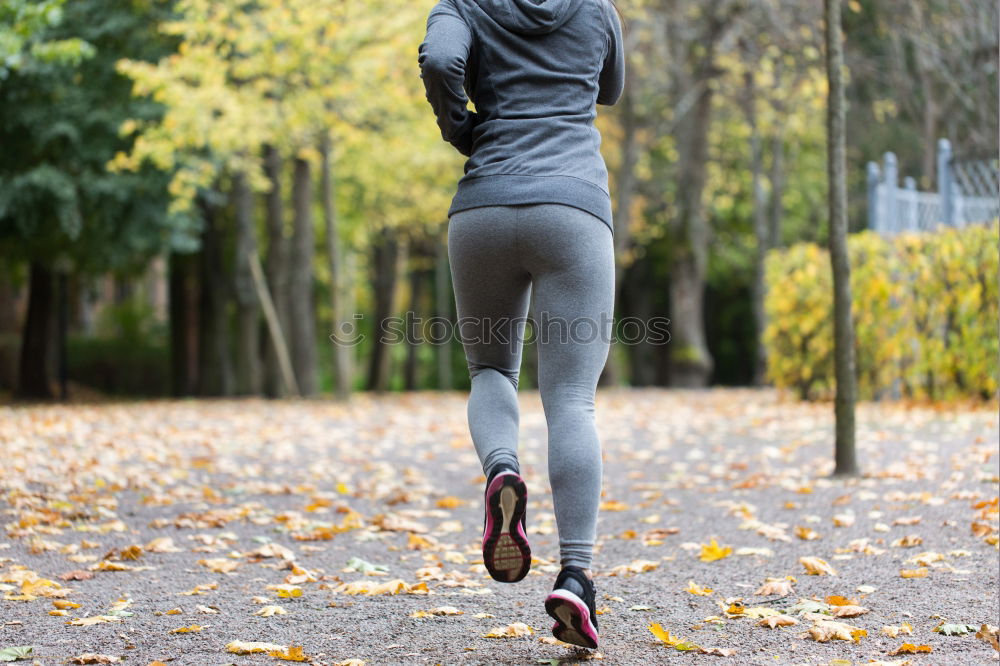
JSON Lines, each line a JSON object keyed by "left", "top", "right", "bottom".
{"left": 474, "top": 0, "right": 584, "bottom": 35}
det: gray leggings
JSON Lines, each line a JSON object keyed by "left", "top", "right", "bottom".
{"left": 448, "top": 203, "right": 614, "bottom": 569}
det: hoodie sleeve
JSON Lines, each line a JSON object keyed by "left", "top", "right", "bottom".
{"left": 597, "top": 2, "right": 625, "bottom": 106}
{"left": 418, "top": 0, "right": 478, "bottom": 157}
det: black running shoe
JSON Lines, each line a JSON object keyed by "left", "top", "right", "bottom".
{"left": 481, "top": 466, "right": 531, "bottom": 583}
{"left": 545, "top": 566, "right": 599, "bottom": 649}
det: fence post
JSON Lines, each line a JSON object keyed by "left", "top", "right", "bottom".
{"left": 867, "top": 161, "right": 881, "bottom": 232}
{"left": 904, "top": 176, "right": 918, "bottom": 232}
{"left": 937, "top": 138, "right": 953, "bottom": 227}
{"left": 884, "top": 152, "right": 898, "bottom": 235}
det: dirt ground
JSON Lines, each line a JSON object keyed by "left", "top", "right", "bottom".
{"left": 1, "top": 389, "right": 997, "bottom": 665}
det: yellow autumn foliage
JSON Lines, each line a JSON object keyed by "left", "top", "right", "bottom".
{"left": 764, "top": 223, "right": 999, "bottom": 401}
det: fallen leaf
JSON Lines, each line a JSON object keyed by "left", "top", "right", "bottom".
{"left": 59, "top": 570, "right": 94, "bottom": 581}
{"left": 226, "top": 641, "right": 287, "bottom": 654}
{"left": 755, "top": 578, "right": 794, "bottom": 596}
{"left": 607, "top": 559, "right": 659, "bottom": 576}
{"left": 255, "top": 605, "right": 288, "bottom": 617}
{"left": 269, "top": 645, "right": 309, "bottom": 661}
{"left": 899, "top": 568, "right": 928, "bottom": 578}
{"left": 888, "top": 644, "right": 933, "bottom": 655}
{"left": 807, "top": 619, "right": 867, "bottom": 643}
{"left": 831, "top": 605, "right": 870, "bottom": 618}
{"left": 800, "top": 556, "right": 837, "bottom": 575}
{"left": 0, "top": 646, "right": 34, "bottom": 662}
{"left": 69, "top": 655, "right": 120, "bottom": 664}
{"left": 976, "top": 624, "right": 999, "bottom": 651}
{"left": 686, "top": 580, "right": 712, "bottom": 596}
{"left": 198, "top": 558, "right": 240, "bottom": 574}
{"left": 66, "top": 616, "right": 122, "bottom": 626}
{"left": 794, "top": 526, "right": 821, "bottom": 540}
{"left": 699, "top": 539, "right": 733, "bottom": 562}
{"left": 759, "top": 615, "right": 798, "bottom": 628}
{"left": 881, "top": 623, "right": 914, "bottom": 638}
{"left": 933, "top": 622, "right": 978, "bottom": 636}
{"left": 484, "top": 622, "right": 534, "bottom": 638}
{"left": 169, "top": 625, "right": 203, "bottom": 633}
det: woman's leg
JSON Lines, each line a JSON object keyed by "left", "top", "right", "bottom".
{"left": 518, "top": 204, "right": 615, "bottom": 571}
{"left": 448, "top": 206, "right": 532, "bottom": 479}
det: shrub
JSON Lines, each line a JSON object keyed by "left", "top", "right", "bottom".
{"left": 764, "top": 223, "right": 999, "bottom": 401}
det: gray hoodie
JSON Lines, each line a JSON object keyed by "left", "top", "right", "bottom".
{"left": 418, "top": 0, "right": 625, "bottom": 231}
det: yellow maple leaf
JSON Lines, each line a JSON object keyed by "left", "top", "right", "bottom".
{"left": 600, "top": 500, "right": 629, "bottom": 511}
{"left": 169, "top": 625, "right": 203, "bottom": 633}
{"left": 685, "top": 580, "right": 712, "bottom": 596}
{"left": 649, "top": 623, "right": 680, "bottom": 645}
{"left": 699, "top": 539, "right": 732, "bottom": 562}
{"left": 435, "top": 496, "right": 464, "bottom": 509}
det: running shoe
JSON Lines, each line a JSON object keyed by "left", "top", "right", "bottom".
{"left": 545, "top": 565, "right": 599, "bottom": 649}
{"left": 481, "top": 467, "right": 531, "bottom": 583}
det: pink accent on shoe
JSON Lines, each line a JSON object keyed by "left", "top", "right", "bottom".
{"left": 545, "top": 588, "right": 599, "bottom": 648}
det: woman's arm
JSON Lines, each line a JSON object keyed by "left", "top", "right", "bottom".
{"left": 597, "top": 2, "right": 625, "bottom": 106}
{"left": 418, "top": 0, "right": 478, "bottom": 157}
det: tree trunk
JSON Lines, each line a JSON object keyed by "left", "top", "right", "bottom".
{"left": 289, "top": 156, "right": 318, "bottom": 396}
{"left": 434, "top": 236, "right": 453, "bottom": 390}
{"left": 744, "top": 71, "right": 770, "bottom": 386}
{"left": 169, "top": 251, "right": 198, "bottom": 397}
{"left": 233, "top": 171, "right": 262, "bottom": 395}
{"left": 320, "top": 136, "right": 353, "bottom": 400}
{"left": 367, "top": 228, "right": 400, "bottom": 392}
{"left": 404, "top": 253, "right": 424, "bottom": 391}
{"left": 197, "top": 199, "right": 234, "bottom": 396}
{"left": 16, "top": 261, "right": 56, "bottom": 400}
{"left": 769, "top": 128, "right": 786, "bottom": 249}
{"left": 668, "top": 77, "right": 715, "bottom": 387}
{"left": 262, "top": 145, "right": 291, "bottom": 398}
{"left": 825, "top": 0, "right": 859, "bottom": 477}
{"left": 601, "top": 67, "right": 638, "bottom": 388}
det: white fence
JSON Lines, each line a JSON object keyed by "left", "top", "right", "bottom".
{"left": 867, "top": 139, "right": 999, "bottom": 236}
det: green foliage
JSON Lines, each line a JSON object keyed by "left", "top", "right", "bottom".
{"left": 0, "top": 0, "right": 94, "bottom": 79}
{"left": 0, "top": 0, "right": 194, "bottom": 272}
{"left": 764, "top": 223, "right": 999, "bottom": 401}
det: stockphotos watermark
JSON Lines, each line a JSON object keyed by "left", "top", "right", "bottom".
{"left": 330, "top": 312, "right": 670, "bottom": 349}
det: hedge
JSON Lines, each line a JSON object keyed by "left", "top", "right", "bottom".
{"left": 764, "top": 222, "right": 999, "bottom": 401}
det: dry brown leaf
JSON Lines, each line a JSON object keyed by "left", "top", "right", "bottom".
{"left": 881, "top": 622, "right": 914, "bottom": 638}
{"left": 755, "top": 578, "right": 794, "bottom": 596}
{"left": 66, "top": 615, "right": 122, "bottom": 626}
{"left": 255, "top": 605, "right": 288, "bottom": 617}
{"left": 807, "top": 619, "right": 867, "bottom": 643}
{"left": 607, "top": 559, "right": 659, "bottom": 576}
{"left": 831, "top": 605, "right": 870, "bottom": 618}
{"left": 69, "top": 655, "right": 121, "bottom": 664}
{"left": 800, "top": 556, "right": 837, "bottom": 575}
{"left": 760, "top": 615, "right": 798, "bottom": 628}
{"left": 198, "top": 557, "right": 240, "bottom": 574}
{"left": 484, "top": 622, "right": 534, "bottom": 638}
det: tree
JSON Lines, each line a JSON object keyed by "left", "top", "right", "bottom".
{"left": 825, "top": 0, "right": 859, "bottom": 476}
{"left": 0, "top": 0, "right": 187, "bottom": 400}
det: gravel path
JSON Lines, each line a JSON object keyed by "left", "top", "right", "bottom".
{"left": 0, "top": 389, "right": 997, "bottom": 665}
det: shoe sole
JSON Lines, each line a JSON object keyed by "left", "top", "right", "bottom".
{"left": 482, "top": 471, "right": 531, "bottom": 583}
{"left": 545, "top": 588, "right": 599, "bottom": 649}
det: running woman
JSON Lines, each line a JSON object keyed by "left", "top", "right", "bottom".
{"left": 418, "top": 0, "right": 624, "bottom": 649}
